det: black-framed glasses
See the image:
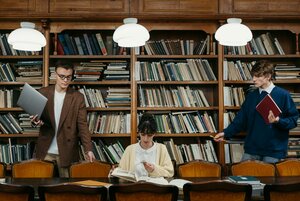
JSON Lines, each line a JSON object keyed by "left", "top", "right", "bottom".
{"left": 56, "top": 73, "right": 72, "bottom": 81}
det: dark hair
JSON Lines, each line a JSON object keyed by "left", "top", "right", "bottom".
{"left": 250, "top": 60, "right": 274, "bottom": 78}
{"left": 138, "top": 113, "right": 157, "bottom": 134}
{"left": 55, "top": 60, "right": 74, "bottom": 71}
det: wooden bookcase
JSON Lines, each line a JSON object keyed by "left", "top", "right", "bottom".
{"left": 0, "top": 0, "right": 300, "bottom": 173}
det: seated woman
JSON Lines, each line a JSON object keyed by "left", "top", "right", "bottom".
{"left": 118, "top": 113, "right": 174, "bottom": 178}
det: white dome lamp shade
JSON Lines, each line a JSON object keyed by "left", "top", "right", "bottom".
{"left": 215, "top": 18, "right": 253, "bottom": 46}
{"left": 8, "top": 22, "right": 46, "bottom": 51}
{"left": 113, "top": 18, "right": 150, "bottom": 47}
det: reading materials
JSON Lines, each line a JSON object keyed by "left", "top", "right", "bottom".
{"left": 256, "top": 94, "right": 282, "bottom": 124}
{"left": 17, "top": 83, "right": 48, "bottom": 119}
{"left": 71, "top": 180, "right": 111, "bottom": 187}
{"left": 111, "top": 167, "right": 191, "bottom": 188}
{"left": 228, "top": 176, "right": 260, "bottom": 185}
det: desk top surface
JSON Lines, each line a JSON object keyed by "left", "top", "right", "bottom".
{"left": 3, "top": 176, "right": 300, "bottom": 186}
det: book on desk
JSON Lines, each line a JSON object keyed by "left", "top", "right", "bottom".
{"left": 111, "top": 167, "right": 191, "bottom": 189}
{"left": 228, "top": 176, "right": 260, "bottom": 185}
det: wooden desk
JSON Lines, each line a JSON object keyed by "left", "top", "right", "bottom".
{"left": 3, "top": 176, "right": 300, "bottom": 201}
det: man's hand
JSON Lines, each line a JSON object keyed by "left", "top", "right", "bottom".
{"left": 30, "top": 114, "right": 44, "bottom": 127}
{"left": 86, "top": 151, "right": 95, "bottom": 162}
{"left": 268, "top": 110, "right": 279, "bottom": 123}
{"left": 213, "top": 132, "right": 225, "bottom": 142}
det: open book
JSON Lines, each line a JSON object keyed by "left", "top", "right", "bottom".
{"left": 111, "top": 167, "right": 191, "bottom": 189}
{"left": 256, "top": 94, "right": 282, "bottom": 124}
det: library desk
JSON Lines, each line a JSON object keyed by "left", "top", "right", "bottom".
{"left": 2, "top": 176, "right": 300, "bottom": 201}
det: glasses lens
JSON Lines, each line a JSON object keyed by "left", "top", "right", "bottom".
{"left": 57, "top": 73, "right": 72, "bottom": 81}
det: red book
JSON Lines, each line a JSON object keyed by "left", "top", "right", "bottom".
{"left": 256, "top": 94, "right": 282, "bottom": 124}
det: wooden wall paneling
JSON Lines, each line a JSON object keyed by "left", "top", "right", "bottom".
{"left": 48, "top": 0, "right": 129, "bottom": 15}
{"left": 137, "top": 0, "right": 218, "bottom": 16}
{"left": 231, "top": 0, "right": 300, "bottom": 15}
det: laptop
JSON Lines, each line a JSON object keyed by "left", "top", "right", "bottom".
{"left": 17, "top": 83, "right": 48, "bottom": 119}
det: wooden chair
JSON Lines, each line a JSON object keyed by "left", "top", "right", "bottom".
{"left": 231, "top": 160, "right": 276, "bottom": 176}
{"left": 12, "top": 159, "right": 55, "bottom": 178}
{"left": 0, "top": 162, "right": 6, "bottom": 177}
{"left": 69, "top": 160, "right": 112, "bottom": 178}
{"left": 264, "top": 182, "right": 300, "bottom": 201}
{"left": 183, "top": 181, "right": 252, "bottom": 201}
{"left": 177, "top": 160, "right": 221, "bottom": 178}
{"left": 275, "top": 159, "right": 300, "bottom": 176}
{"left": 0, "top": 183, "right": 35, "bottom": 201}
{"left": 38, "top": 183, "right": 107, "bottom": 201}
{"left": 109, "top": 182, "right": 179, "bottom": 201}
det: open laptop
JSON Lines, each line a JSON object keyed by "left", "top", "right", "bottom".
{"left": 17, "top": 83, "right": 48, "bottom": 119}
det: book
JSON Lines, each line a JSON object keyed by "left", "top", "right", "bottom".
{"left": 71, "top": 180, "right": 111, "bottom": 187}
{"left": 228, "top": 176, "right": 260, "bottom": 184}
{"left": 256, "top": 94, "right": 282, "bottom": 124}
{"left": 111, "top": 167, "right": 191, "bottom": 188}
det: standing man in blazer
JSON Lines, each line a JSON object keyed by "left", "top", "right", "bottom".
{"left": 31, "top": 60, "right": 95, "bottom": 177}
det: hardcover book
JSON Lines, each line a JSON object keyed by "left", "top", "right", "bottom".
{"left": 228, "top": 176, "right": 260, "bottom": 184}
{"left": 256, "top": 94, "right": 282, "bottom": 124}
{"left": 111, "top": 167, "right": 191, "bottom": 188}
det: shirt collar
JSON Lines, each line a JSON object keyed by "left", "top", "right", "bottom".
{"left": 259, "top": 82, "right": 275, "bottom": 94}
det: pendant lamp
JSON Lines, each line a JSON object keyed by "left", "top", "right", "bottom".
{"left": 8, "top": 22, "right": 46, "bottom": 51}
{"left": 215, "top": 18, "right": 252, "bottom": 46}
{"left": 113, "top": 18, "right": 150, "bottom": 47}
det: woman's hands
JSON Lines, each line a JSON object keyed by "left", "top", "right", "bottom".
{"left": 143, "top": 161, "right": 155, "bottom": 173}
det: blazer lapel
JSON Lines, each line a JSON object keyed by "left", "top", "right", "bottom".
{"left": 57, "top": 89, "right": 73, "bottom": 132}
{"left": 47, "top": 86, "right": 56, "bottom": 130}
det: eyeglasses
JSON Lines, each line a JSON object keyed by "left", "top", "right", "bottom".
{"left": 56, "top": 73, "right": 72, "bottom": 81}
{"left": 139, "top": 133, "right": 155, "bottom": 137}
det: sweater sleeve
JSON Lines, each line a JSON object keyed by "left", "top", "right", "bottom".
{"left": 224, "top": 98, "right": 250, "bottom": 138}
{"left": 275, "top": 93, "right": 298, "bottom": 130}
{"left": 149, "top": 144, "right": 174, "bottom": 178}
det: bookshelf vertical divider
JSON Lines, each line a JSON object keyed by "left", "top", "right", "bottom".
{"left": 131, "top": 48, "right": 138, "bottom": 144}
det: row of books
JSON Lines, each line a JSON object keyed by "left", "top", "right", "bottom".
{"left": 164, "top": 138, "right": 218, "bottom": 164}
{"left": 274, "top": 63, "right": 300, "bottom": 80}
{"left": 106, "top": 87, "right": 131, "bottom": 107}
{"left": 224, "top": 32, "right": 285, "bottom": 55}
{"left": 136, "top": 59, "right": 216, "bottom": 82}
{"left": 78, "top": 86, "right": 106, "bottom": 108}
{"left": 224, "top": 140, "right": 244, "bottom": 164}
{"left": 144, "top": 35, "right": 212, "bottom": 55}
{"left": 0, "top": 63, "right": 16, "bottom": 82}
{"left": 77, "top": 86, "right": 131, "bottom": 108}
{"left": 0, "top": 113, "right": 22, "bottom": 134}
{"left": 0, "top": 140, "right": 35, "bottom": 164}
{"left": 223, "top": 86, "right": 246, "bottom": 107}
{"left": 138, "top": 85, "right": 211, "bottom": 108}
{"left": 0, "top": 33, "right": 40, "bottom": 56}
{"left": 56, "top": 33, "right": 130, "bottom": 56}
{"left": 223, "top": 60, "right": 253, "bottom": 81}
{"left": 152, "top": 111, "right": 217, "bottom": 134}
{"left": 80, "top": 140, "right": 125, "bottom": 164}
{"left": 87, "top": 112, "right": 131, "bottom": 134}
{"left": 287, "top": 138, "right": 300, "bottom": 158}
{"left": 103, "top": 62, "right": 129, "bottom": 81}
{"left": 0, "top": 89, "right": 20, "bottom": 108}
{"left": 0, "top": 61, "right": 43, "bottom": 82}
{"left": 73, "top": 61, "right": 105, "bottom": 82}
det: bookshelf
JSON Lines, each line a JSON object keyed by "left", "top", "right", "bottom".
{"left": 221, "top": 27, "right": 300, "bottom": 165}
{"left": 0, "top": 1, "right": 299, "bottom": 171}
